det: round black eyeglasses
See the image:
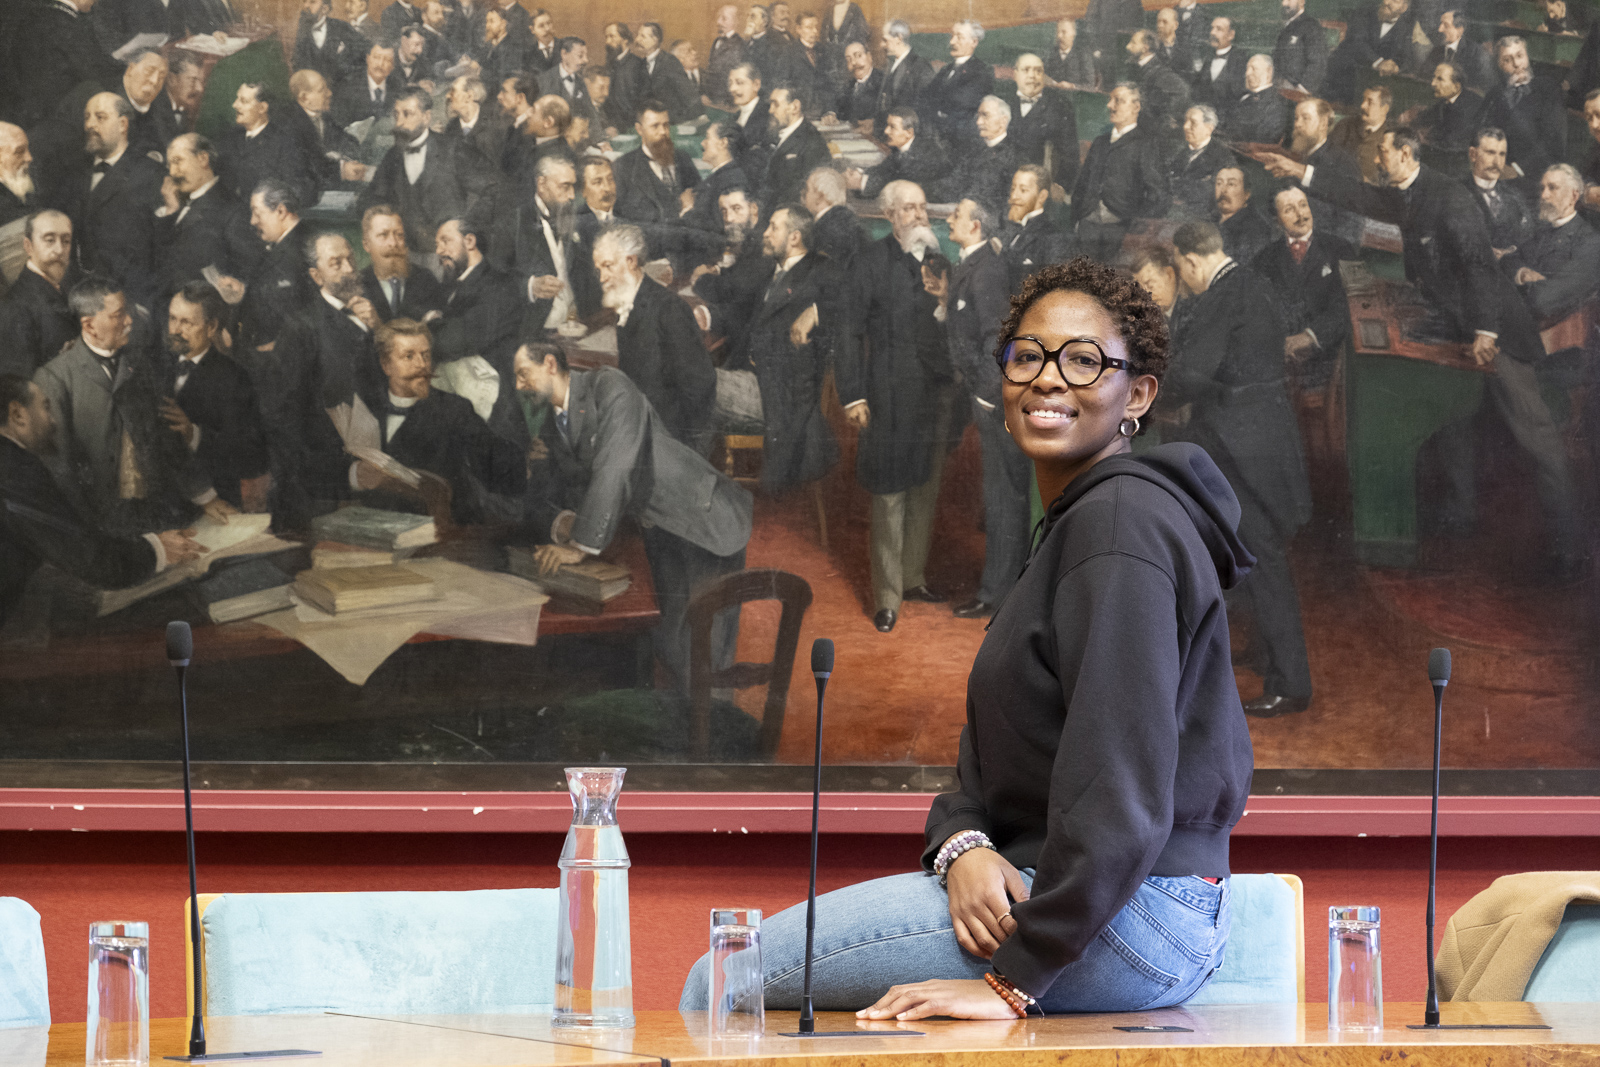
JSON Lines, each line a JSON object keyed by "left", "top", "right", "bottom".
{"left": 996, "top": 336, "right": 1132, "bottom": 387}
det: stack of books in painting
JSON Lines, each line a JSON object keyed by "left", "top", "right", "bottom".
{"left": 291, "top": 507, "right": 444, "bottom": 615}
{"left": 505, "top": 549, "right": 630, "bottom": 615}
{"left": 187, "top": 559, "right": 295, "bottom": 623}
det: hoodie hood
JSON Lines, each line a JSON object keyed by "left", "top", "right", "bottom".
{"left": 1039, "top": 442, "right": 1254, "bottom": 589}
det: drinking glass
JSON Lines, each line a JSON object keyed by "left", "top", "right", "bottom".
{"left": 1328, "top": 906, "right": 1382, "bottom": 1032}
{"left": 87, "top": 921, "right": 149, "bottom": 1066}
{"left": 708, "top": 908, "right": 763, "bottom": 1035}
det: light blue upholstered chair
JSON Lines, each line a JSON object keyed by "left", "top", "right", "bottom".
{"left": 1186, "top": 873, "right": 1305, "bottom": 1005}
{"left": 1524, "top": 903, "right": 1600, "bottom": 1001}
{"left": 0, "top": 897, "right": 50, "bottom": 1029}
{"left": 187, "top": 889, "right": 559, "bottom": 1016}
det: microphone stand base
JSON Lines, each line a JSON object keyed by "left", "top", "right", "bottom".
{"left": 778, "top": 1032, "right": 927, "bottom": 1038}
{"left": 164, "top": 1051, "right": 324, "bottom": 1061}
{"left": 1403, "top": 1025, "right": 1553, "bottom": 1031}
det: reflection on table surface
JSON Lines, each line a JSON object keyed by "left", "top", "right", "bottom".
{"left": 33, "top": 1004, "right": 1598, "bottom": 1067}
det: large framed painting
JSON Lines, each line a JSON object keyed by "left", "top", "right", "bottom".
{"left": 1, "top": 0, "right": 1596, "bottom": 817}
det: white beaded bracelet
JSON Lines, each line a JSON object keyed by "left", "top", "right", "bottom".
{"left": 934, "top": 829, "right": 995, "bottom": 883}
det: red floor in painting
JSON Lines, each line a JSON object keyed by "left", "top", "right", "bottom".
{"left": 734, "top": 421, "right": 1600, "bottom": 772}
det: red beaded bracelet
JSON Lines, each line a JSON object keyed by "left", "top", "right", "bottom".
{"left": 983, "top": 971, "right": 1032, "bottom": 1018}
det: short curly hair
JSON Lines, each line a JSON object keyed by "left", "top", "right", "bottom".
{"left": 995, "top": 256, "right": 1170, "bottom": 383}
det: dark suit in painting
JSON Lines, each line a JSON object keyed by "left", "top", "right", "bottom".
{"left": 839, "top": 234, "right": 953, "bottom": 612}
{"left": 920, "top": 56, "right": 994, "bottom": 151}
{"left": 73, "top": 151, "right": 165, "bottom": 310}
{"left": 358, "top": 132, "right": 495, "bottom": 256}
{"left": 362, "top": 386, "right": 526, "bottom": 524}
{"left": 1251, "top": 229, "right": 1356, "bottom": 386}
{"left": 615, "top": 276, "right": 718, "bottom": 456}
{"left": 948, "top": 241, "right": 1030, "bottom": 606}
{"left": 359, "top": 266, "right": 447, "bottom": 323}
{"left": 1004, "top": 87, "right": 1080, "bottom": 190}
{"left": 1071, "top": 123, "right": 1168, "bottom": 262}
{"left": 0, "top": 436, "right": 156, "bottom": 627}
{"left": 737, "top": 253, "right": 838, "bottom": 492}
{"left": 877, "top": 52, "right": 935, "bottom": 135}
{"left": 1305, "top": 163, "right": 1580, "bottom": 561}
{"left": 237, "top": 224, "right": 314, "bottom": 354}
{"left": 1275, "top": 10, "right": 1329, "bottom": 92}
{"left": 859, "top": 134, "right": 948, "bottom": 200}
{"left": 167, "top": 348, "right": 269, "bottom": 507}
{"left": 0, "top": 269, "right": 79, "bottom": 378}
{"left": 1166, "top": 260, "right": 1312, "bottom": 702}
{"left": 762, "top": 121, "right": 831, "bottom": 206}
{"left": 152, "top": 183, "right": 260, "bottom": 305}
{"left": 1167, "top": 137, "right": 1235, "bottom": 217}
{"left": 1503, "top": 216, "right": 1600, "bottom": 327}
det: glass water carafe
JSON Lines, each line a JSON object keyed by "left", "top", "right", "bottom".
{"left": 553, "top": 767, "right": 635, "bottom": 1028}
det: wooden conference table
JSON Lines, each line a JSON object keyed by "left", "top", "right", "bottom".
{"left": 28, "top": 1003, "right": 1600, "bottom": 1067}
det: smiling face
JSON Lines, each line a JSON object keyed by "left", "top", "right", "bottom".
{"left": 1000, "top": 290, "right": 1155, "bottom": 482}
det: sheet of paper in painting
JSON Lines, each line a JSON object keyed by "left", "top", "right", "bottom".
{"left": 0, "top": 217, "right": 28, "bottom": 288}
{"left": 96, "top": 513, "right": 293, "bottom": 616}
{"left": 259, "top": 559, "right": 546, "bottom": 684}
{"left": 432, "top": 356, "right": 500, "bottom": 422}
{"left": 177, "top": 33, "right": 251, "bottom": 56}
{"left": 575, "top": 325, "right": 618, "bottom": 356}
{"left": 112, "top": 33, "right": 168, "bottom": 61}
{"left": 328, "top": 395, "right": 424, "bottom": 488}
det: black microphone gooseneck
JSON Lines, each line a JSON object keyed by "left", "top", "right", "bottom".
{"left": 780, "top": 640, "right": 922, "bottom": 1039}
{"left": 1423, "top": 647, "right": 1449, "bottom": 1028}
{"left": 168, "top": 622, "right": 206, "bottom": 1059}
{"left": 1405, "top": 651, "right": 1544, "bottom": 1032}
{"left": 797, "top": 638, "right": 832, "bottom": 1035}
{"left": 162, "top": 624, "right": 320, "bottom": 1063}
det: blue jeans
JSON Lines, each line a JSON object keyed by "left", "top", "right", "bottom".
{"left": 680, "top": 870, "right": 1229, "bottom": 1014}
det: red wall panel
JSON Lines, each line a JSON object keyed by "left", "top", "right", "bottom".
{"left": 3, "top": 830, "right": 1589, "bottom": 1024}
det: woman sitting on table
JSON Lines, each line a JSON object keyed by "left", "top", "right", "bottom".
{"left": 682, "top": 258, "right": 1256, "bottom": 1018}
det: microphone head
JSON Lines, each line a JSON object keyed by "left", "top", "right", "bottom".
{"left": 811, "top": 637, "right": 834, "bottom": 676}
{"left": 166, "top": 620, "right": 193, "bottom": 666}
{"left": 1428, "top": 647, "right": 1451, "bottom": 686}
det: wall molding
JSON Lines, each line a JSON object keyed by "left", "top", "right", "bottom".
{"left": 2, "top": 790, "right": 1598, "bottom": 836}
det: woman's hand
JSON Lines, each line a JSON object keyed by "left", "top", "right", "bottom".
{"left": 946, "top": 846, "right": 1029, "bottom": 959}
{"left": 857, "top": 979, "right": 1018, "bottom": 1021}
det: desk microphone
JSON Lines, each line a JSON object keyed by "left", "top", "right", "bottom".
{"left": 781, "top": 639, "right": 921, "bottom": 1039}
{"left": 1406, "top": 649, "right": 1546, "bottom": 1032}
{"left": 162, "top": 622, "right": 320, "bottom": 1063}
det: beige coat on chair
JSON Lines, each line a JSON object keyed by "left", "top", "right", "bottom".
{"left": 1436, "top": 871, "right": 1600, "bottom": 1001}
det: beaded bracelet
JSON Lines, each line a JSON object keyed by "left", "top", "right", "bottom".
{"left": 933, "top": 829, "right": 994, "bottom": 883}
{"left": 983, "top": 971, "right": 1034, "bottom": 1018}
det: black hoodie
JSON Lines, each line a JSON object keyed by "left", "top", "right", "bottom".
{"left": 922, "top": 442, "right": 1257, "bottom": 998}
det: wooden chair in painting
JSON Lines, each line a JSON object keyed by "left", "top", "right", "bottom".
{"left": 685, "top": 568, "right": 813, "bottom": 761}
{"left": 720, "top": 435, "right": 830, "bottom": 551}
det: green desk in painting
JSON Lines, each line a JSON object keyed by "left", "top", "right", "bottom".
{"left": 1340, "top": 261, "right": 1489, "bottom": 568}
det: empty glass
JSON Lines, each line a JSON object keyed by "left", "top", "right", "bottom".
{"left": 1328, "top": 906, "right": 1383, "bottom": 1032}
{"left": 87, "top": 921, "right": 149, "bottom": 1066}
{"left": 708, "top": 908, "right": 764, "bottom": 1035}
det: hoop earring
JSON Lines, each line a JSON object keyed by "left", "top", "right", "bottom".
{"left": 1118, "top": 417, "right": 1140, "bottom": 438}
{"left": 1003, "top": 421, "right": 1012, "bottom": 435}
